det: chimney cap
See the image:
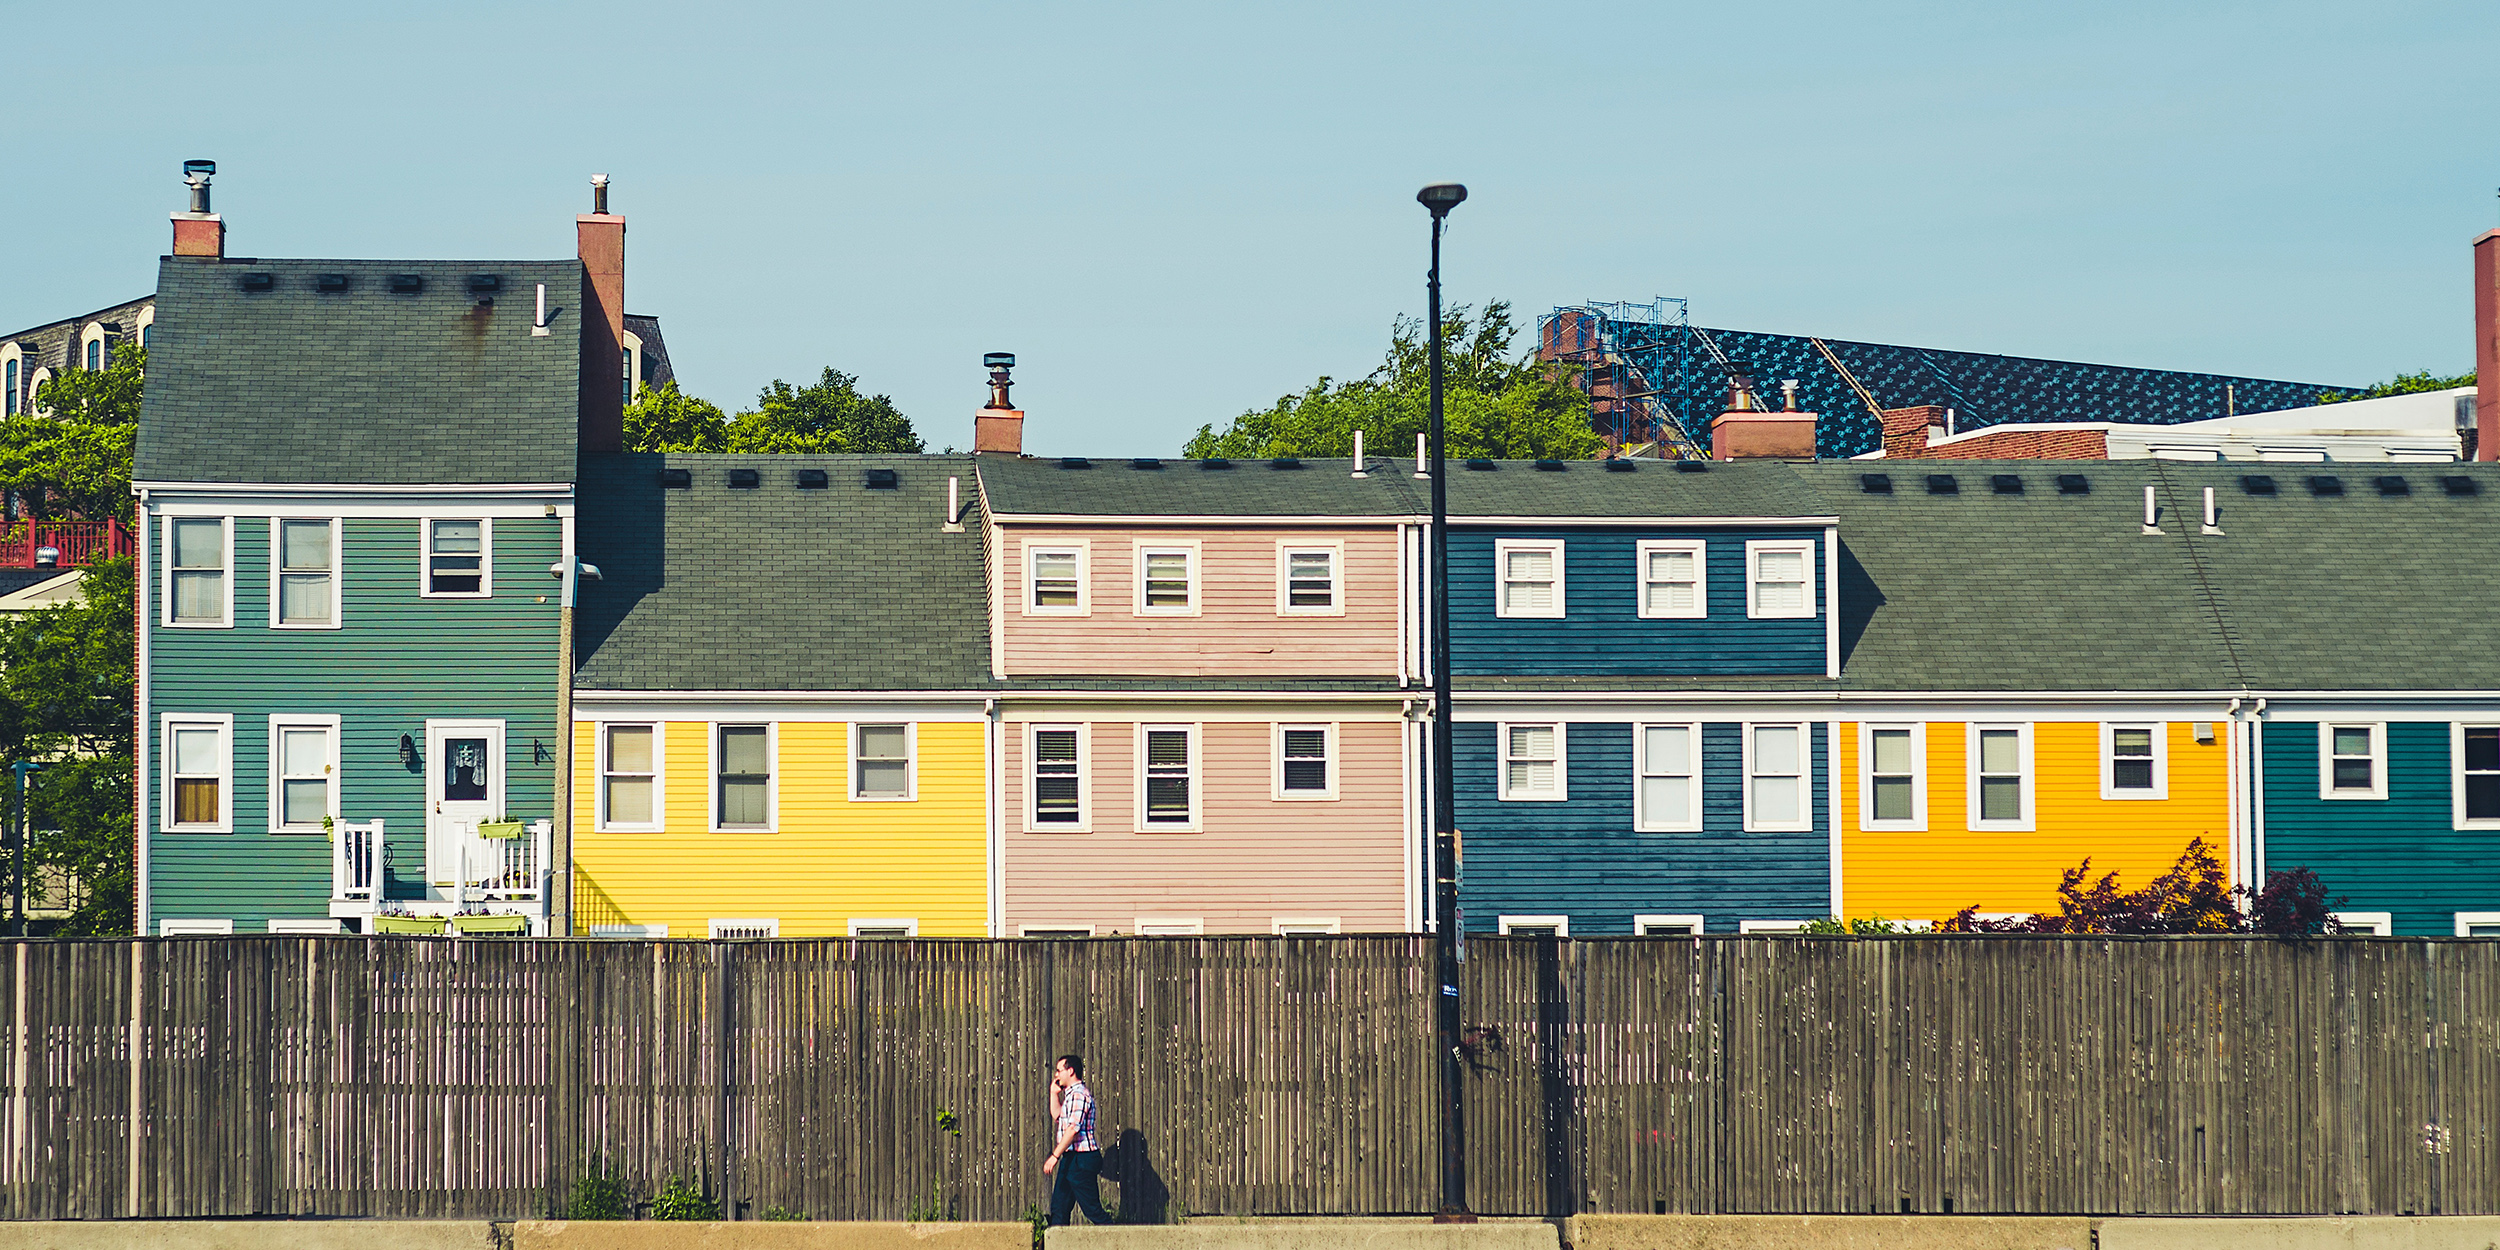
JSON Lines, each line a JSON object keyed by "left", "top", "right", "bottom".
{"left": 182, "top": 159, "right": 215, "bottom": 179}
{"left": 984, "top": 352, "right": 1016, "bottom": 370}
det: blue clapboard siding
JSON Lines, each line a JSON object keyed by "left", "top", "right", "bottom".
{"left": 1449, "top": 528, "right": 1826, "bottom": 676}
{"left": 147, "top": 514, "right": 563, "bottom": 932}
{"left": 1454, "top": 721, "right": 1829, "bottom": 934}
{"left": 2261, "top": 721, "right": 2498, "bottom": 936}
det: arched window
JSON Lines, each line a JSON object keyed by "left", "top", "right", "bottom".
{"left": 26, "top": 368, "right": 52, "bottom": 417}
{"left": 1, "top": 344, "right": 19, "bottom": 417}
{"left": 136, "top": 304, "right": 154, "bottom": 348}
{"left": 621, "top": 330, "right": 644, "bottom": 401}
{"left": 85, "top": 338, "right": 102, "bottom": 371}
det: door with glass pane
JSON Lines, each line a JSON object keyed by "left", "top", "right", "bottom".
{"left": 425, "top": 719, "right": 505, "bottom": 889}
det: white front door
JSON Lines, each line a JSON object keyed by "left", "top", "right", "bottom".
{"left": 426, "top": 719, "right": 505, "bottom": 890}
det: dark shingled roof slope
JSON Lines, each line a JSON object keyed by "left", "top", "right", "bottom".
{"left": 137, "top": 257, "right": 581, "bottom": 485}
{"left": 1442, "top": 457, "right": 1830, "bottom": 519}
{"left": 574, "top": 453, "right": 992, "bottom": 692}
{"left": 979, "top": 455, "right": 1833, "bottom": 521}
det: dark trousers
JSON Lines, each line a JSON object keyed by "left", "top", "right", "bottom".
{"left": 1049, "top": 1148, "right": 1109, "bottom": 1226}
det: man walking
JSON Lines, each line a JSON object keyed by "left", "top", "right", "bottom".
{"left": 1043, "top": 1053, "right": 1110, "bottom": 1226}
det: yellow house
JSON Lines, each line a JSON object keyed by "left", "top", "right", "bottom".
{"left": 563, "top": 453, "right": 997, "bottom": 937}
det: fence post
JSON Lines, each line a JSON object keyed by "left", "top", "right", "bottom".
{"left": 125, "top": 941, "right": 143, "bottom": 1217}
{"left": 715, "top": 940, "right": 732, "bottom": 1219}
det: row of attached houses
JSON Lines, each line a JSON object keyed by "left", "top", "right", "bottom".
{"left": 128, "top": 205, "right": 2500, "bottom": 940}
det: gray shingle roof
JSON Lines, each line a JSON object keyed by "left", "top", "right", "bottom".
{"left": 137, "top": 257, "right": 582, "bottom": 485}
{"left": 977, "top": 455, "right": 1833, "bottom": 520}
{"left": 573, "top": 453, "right": 993, "bottom": 692}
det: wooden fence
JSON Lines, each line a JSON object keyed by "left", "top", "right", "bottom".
{"left": 0, "top": 935, "right": 2492, "bottom": 1220}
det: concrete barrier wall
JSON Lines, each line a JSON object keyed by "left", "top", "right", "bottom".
{"left": 1047, "top": 1220, "right": 1560, "bottom": 1250}
{"left": 0, "top": 1223, "right": 499, "bottom": 1250}
{"left": 2099, "top": 1217, "right": 2500, "bottom": 1250}
{"left": 1565, "top": 1215, "right": 2092, "bottom": 1250}
{"left": 513, "top": 1221, "right": 1033, "bottom": 1250}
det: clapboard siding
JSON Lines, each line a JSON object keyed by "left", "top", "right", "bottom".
{"left": 146, "top": 514, "right": 564, "bottom": 931}
{"left": 569, "top": 719, "right": 989, "bottom": 937}
{"left": 2263, "top": 720, "right": 2495, "bottom": 935}
{"left": 997, "top": 525, "right": 1402, "bottom": 677}
{"left": 1002, "top": 716, "right": 1407, "bottom": 932}
{"left": 1449, "top": 527, "right": 1826, "bottom": 676}
{"left": 1455, "top": 721, "right": 1830, "bottom": 933}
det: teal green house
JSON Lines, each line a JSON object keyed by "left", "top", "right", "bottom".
{"left": 134, "top": 244, "right": 609, "bottom": 934}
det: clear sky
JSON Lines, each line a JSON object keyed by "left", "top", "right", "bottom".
{"left": 3, "top": 1, "right": 2489, "bottom": 456}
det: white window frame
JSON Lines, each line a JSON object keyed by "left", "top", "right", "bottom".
{"left": 1633, "top": 721, "right": 1702, "bottom": 832}
{"left": 159, "top": 919, "right": 234, "bottom": 936}
{"left": 2454, "top": 912, "right": 2500, "bottom": 937}
{"left": 1027, "top": 723, "right": 1090, "bottom": 832}
{"left": 590, "top": 923, "right": 669, "bottom": 938}
{"left": 1135, "top": 917, "right": 1204, "bottom": 936}
{"left": 1737, "top": 919, "right": 1809, "bottom": 934}
{"left": 268, "top": 516, "right": 343, "bottom": 630}
{"left": 2100, "top": 722, "right": 2169, "bottom": 801}
{"left": 24, "top": 368, "right": 51, "bottom": 417}
{"left": 79, "top": 323, "right": 107, "bottom": 372}
{"left": 1272, "top": 916, "right": 1342, "bottom": 935}
{"left": 1018, "top": 924, "right": 1098, "bottom": 938}
{"left": 2452, "top": 723, "right": 2500, "bottom": 830}
{"left": 1497, "top": 721, "right": 1567, "bottom": 802}
{"left": 596, "top": 721, "right": 664, "bottom": 832}
{"left": 160, "top": 713, "right": 233, "bottom": 834}
{"left": 708, "top": 721, "right": 778, "bottom": 833}
{"left": 1273, "top": 722, "right": 1338, "bottom": 801}
{"left": 708, "top": 918, "right": 781, "bottom": 939}
{"left": 1499, "top": 914, "right": 1570, "bottom": 936}
{"left": 267, "top": 918, "right": 343, "bottom": 934}
{"left": 1966, "top": 722, "right": 2036, "bottom": 832}
{"left": 1635, "top": 914, "right": 1705, "bottom": 936}
{"left": 1275, "top": 542, "right": 1344, "bottom": 616}
{"left": 1023, "top": 541, "right": 1090, "bottom": 615}
{"left": 0, "top": 342, "right": 21, "bottom": 418}
{"left": 418, "top": 517, "right": 493, "bottom": 599}
{"left": 1492, "top": 539, "right": 1566, "bottom": 619}
{"left": 1857, "top": 722, "right": 1927, "bottom": 832}
{"left": 161, "top": 515, "right": 234, "bottom": 628}
{"left": 1744, "top": 539, "right": 1817, "bottom": 620}
{"left": 1742, "top": 722, "right": 1813, "bottom": 833}
{"left": 1133, "top": 541, "right": 1201, "bottom": 617}
{"left": 1135, "top": 722, "right": 1203, "bottom": 832}
{"left": 2330, "top": 911, "right": 2392, "bottom": 935}
{"left": 266, "top": 714, "right": 342, "bottom": 834}
{"left": 848, "top": 918, "right": 920, "bottom": 937}
{"left": 850, "top": 722, "right": 919, "bottom": 802}
{"left": 1634, "top": 539, "right": 1708, "bottom": 620}
{"left": 2319, "top": 722, "right": 2388, "bottom": 802}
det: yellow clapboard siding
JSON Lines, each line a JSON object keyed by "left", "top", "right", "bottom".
{"left": 571, "top": 719, "right": 988, "bottom": 937}
{"left": 1841, "top": 721, "right": 2230, "bottom": 923}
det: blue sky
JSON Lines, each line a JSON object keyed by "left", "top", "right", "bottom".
{"left": 2, "top": 1, "right": 2489, "bottom": 455}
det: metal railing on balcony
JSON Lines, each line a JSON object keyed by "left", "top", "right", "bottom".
{"left": 0, "top": 519, "right": 134, "bottom": 569}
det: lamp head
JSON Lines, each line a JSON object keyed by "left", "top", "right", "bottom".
{"left": 1416, "top": 183, "right": 1468, "bottom": 218}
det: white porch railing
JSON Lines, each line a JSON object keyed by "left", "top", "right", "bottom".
{"left": 452, "top": 820, "right": 552, "bottom": 911}
{"left": 330, "top": 819, "right": 386, "bottom": 914}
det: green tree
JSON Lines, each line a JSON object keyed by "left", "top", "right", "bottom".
{"left": 2319, "top": 368, "right": 2475, "bottom": 404}
{"left": 0, "top": 558, "right": 135, "bottom": 935}
{"left": 724, "top": 367, "right": 923, "bottom": 454}
{"left": 4, "top": 345, "right": 144, "bottom": 522}
{"left": 623, "top": 380, "right": 729, "bottom": 452}
{"left": 1185, "top": 301, "right": 1603, "bottom": 461}
{"left": 28, "top": 344, "right": 145, "bottom": 426}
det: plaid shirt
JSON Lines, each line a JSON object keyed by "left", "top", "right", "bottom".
{"left": 1056, "top": 1079, "right": 1099, "bottom": 1152}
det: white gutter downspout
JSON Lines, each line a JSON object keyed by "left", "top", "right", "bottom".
{"left": 2250, "top": 697, "right": 2269, "bottom": 886}
{"left": 2224, "top": 697, "right": 2246, "bottom": 892}
{"left": 1401, "top": 697, "right": 1419, "bottom": 931}
{"left": 986, "top": 697, "right": 1003, "bottom": 938}
{"left": 554, "top": 504, "right": 577, "bottom": 935}
{"left": 133, "top": 490, "right": 152, "bottom": 935}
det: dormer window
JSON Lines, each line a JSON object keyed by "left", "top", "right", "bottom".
{"left": 2, "top": 356, "right": 16, "bottom": 417}
{"left": 85, "top": 338, "right": 102, "bottom": 371}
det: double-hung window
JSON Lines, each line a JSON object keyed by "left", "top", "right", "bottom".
{"left": 1277, "top": 545, "right": 1340, "bottom": 615}
{"left": 166, "top": 517, "right": 231, "bottom": 626}
{"left": 2102, "top": 723, "right": 2167, "bottom": 799}
{"left": 1139, "top": 724, "right": 1199, "bottom": 829}
{"left": 1968, "top": 723, "right": 2034, "bottom": 830}
{"left": 2, "top": 356, "right": 16, "bottom": 416}
{"left": 273, "top": 518, "right": 340, "bottom": 627}
{"left": 1745, "top": 540, "right": 1815, "bottom": 619}
{"left": 269, "top": 716, "right": 339, "bottom": 833}
{"left": 1744, "top": 723, "right": 1811, "bottom": 832}
{"left": 1635, "top": 723, "right": 1700, "bottom": 831}
{"left": 1859, "top": 723, "right": 1924, "bottom": 831}
{"left": 1494, "top": 541, "right": 1564, "bottom": 618}
{"left": 1135, "top": 545, "right": 1197, "bottom": 615}
{"left": 161, "top": 715, "right": 232, "bottom": 833}
{"left": 1499, "top": 723, "right": 1565, "bottom": 801}
{"left": 1030, "top": 726, "right": 1087, "bottom": 830}
{"left": 1027, "top": 545, "right": 1086, "bottom": 613}
{"left": 1636, "top": 541, "right": 1706, "bottom": 619}
{"left": 600, "top": 723, "right": 660, "bottom": 830}
{"left": 854, "top": 723, "right": 914, "bottom": 800}
{"left": 423, "top": 519, "right": 489, "bottom": 596}
{"left": 1275, "top": 724, "right": 1335, "bottom": 799}
{"left": 2321, "top": 723, "right": 2386, "bottom": 801}
{"left": 714, "top": 724, "right": 773, "bottom": 830}
{"left": 2457, "top": 725, "right": 2500, "bottom": 827}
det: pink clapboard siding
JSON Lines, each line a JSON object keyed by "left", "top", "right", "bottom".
{"left": 996, "top": 525, "right": 1404, "bottom": 677}
{"left": 1003, "top": 716, "right": 1410, "bottom": 934}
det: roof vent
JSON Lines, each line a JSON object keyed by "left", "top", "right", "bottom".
{"left": 1925, "top": 474, "right": 1959, "bottom": 495}
{"left": 388, "top": 274, "right": 423, "bottom": 295}
{"left": 1464, "top": 459, "right": 1497, "bottom": 471}
{"left": 1269, "top": 457, "right": 1303, "bottom": 469}
{"left": 2373, "top": 475, "right": 2409, "bottom": 496}
{"left": 315, "top": 274, "right": 349, "bottom": 293}
{"left": 1604, "top": 459, "right": 1638, "bottom": 473}
{"left": 2239, "top": 474, "right": 2277, "bottom": 495}
{"left": 240, "top": 273, "right": 274, "bottom": 292}
{"left": 467, "top": 274, "right": 502, "bottom": 294}
{"left": 1989, "top": 474, "right": 2022, "bottom": 494}
{"left": 2056, "top": 474, "right": 2090, "bottom": 495}
{"left": 2439, "top": 474, "right": 2479, "bottom": 496}
{"left": 1132, "top": 457, "right": 1162, "bottom": 470}
{"left": 660, "top": 468, "right": 691, "bottom": 489}
{"left": 794, "top": 469, "right": 828, "bottom": 489}
{"left": 865, "top": 468, "right": 899, "bottom": 489}
{"left": 1672, "top": 460, "right": 1709, "bottom": 473}
{"left": 1199, "top": 458, "right": 1232, "bottom": 470}
{"left": 1060, "top": 457, "right": 1091, "bottom": 470}
{"left": 728, "top": 468, "right": 761, "bottom": 489}
{"left": 1533, "top": 459, "right": 1566, "bottom": 471}
{"left": 2306, "top": 475, "right": 2343, "bottom": 497}
{"left": 1859, "top": 473, "right": 1893, "bottom": 494}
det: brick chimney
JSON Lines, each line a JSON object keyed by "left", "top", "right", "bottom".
{"left": 1709, "top": 367, "right": 1817, "bottom": 459}
{"left": 1880, "top": 405, "right": 1951, "bottom": 458}
{"left": 974, "top": 352, "right": 1025, "bottom": 454}
{"left": 578, "top": 175, "right": 627, "bottom": 455}
{"left": 2476, "top": 229, "right": 2498, "bottom": 461}
{"left": 170, "top": 159, "right": 223, "bottom": 258}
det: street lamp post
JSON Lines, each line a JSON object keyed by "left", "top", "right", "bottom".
{"left": 1416, "top": 180, "right": 1470, "bottom": 1223}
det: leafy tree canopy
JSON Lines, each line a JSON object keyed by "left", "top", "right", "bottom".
{"left": 3, "top": 345, "right": 143, "bottom": 522}
{"left": 1936, "top": 838, "right": 2344, "bottom": 937}
{"left": 29, "top": 345, "right": 145, "bottom": 426}
{"left": 2319, "top": 368, "right": 2474, "bottom": 404}
{"left": 1184, "top": 301, "right": 1603, "bottom": 462}
{"left": 622, "top": 380, "right": 729, "bottom": 452}
{"left": 625, "top": 368, "right": 925, "bottom": 455}
{"left": 0, "top": 558, "right": 135, "bottom": 935}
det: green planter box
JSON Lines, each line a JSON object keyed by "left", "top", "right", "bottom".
{"left": 451, "top": 914, "right": 529, "bottom": 936}
{"left": 371, "top": 915, "right": 445, "bottom": 936}
{"left": 477, "top": 821, "right": 526, "bottom": 841}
